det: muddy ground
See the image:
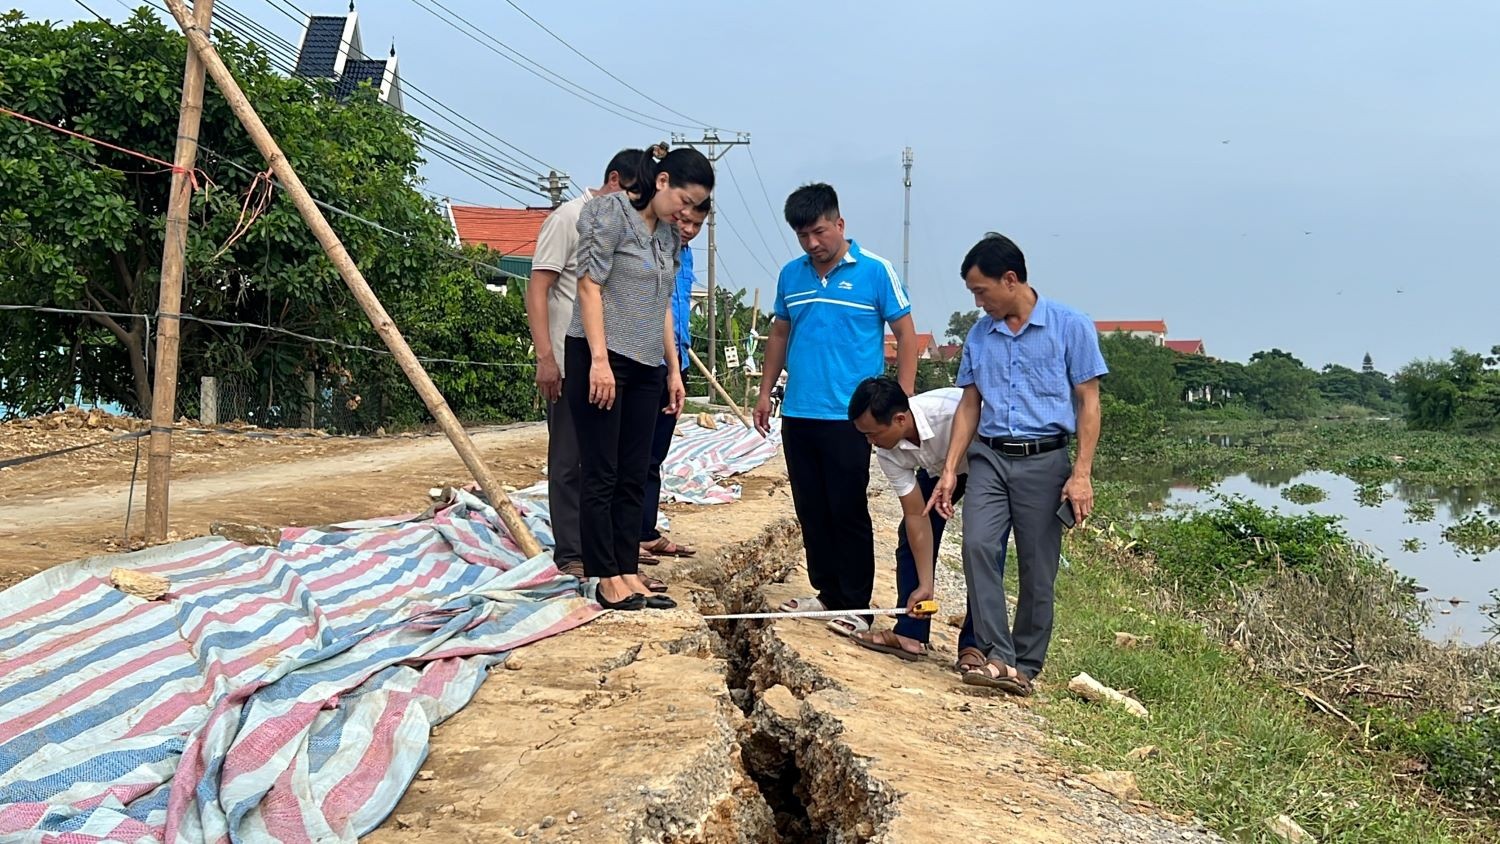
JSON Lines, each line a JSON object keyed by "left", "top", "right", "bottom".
{"left": 0, "top": 416, "right": 1220, "bottom": 842}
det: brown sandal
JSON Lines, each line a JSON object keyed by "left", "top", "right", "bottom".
{"left": 954, "top": 647, "right": 985, "bottom": 673}
{"left": 641, "top": 537, "right": 696, "bottom": 557}
{"left": 852, "top": 629, "right": 927, "bottom": 662}
{"left": 962, "top": 660, "right": 1032, "bottom": 697}
{"left": 638, "top": 574, "right": 668, "bottom": 594}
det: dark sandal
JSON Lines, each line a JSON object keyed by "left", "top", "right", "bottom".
{"left": 852, "top": 630, "right": 926, "bottom": 662}
{"left": 954, "top": 647, "right": 986, "bottom": 673}
{"left": 638, "top": 551, "right": 661, "bottom": 566}
{"left": 962, "top": 660, "right": 1032, "bottom": 696}
{"left": 641, "top": 537, "right": 696, "bottom": 557}
{"left": 639, "top": 574, "right": 668, "bottom": 594}
{"left": 644, "top": 594, "right": 677, "bottom": 610}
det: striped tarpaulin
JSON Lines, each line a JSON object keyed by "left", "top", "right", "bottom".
{"left": 0, "top": 490, "right": 598, "bottom": 843}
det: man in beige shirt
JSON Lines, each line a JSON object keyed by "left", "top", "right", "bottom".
{"left": 524, "top": 149, "right": 640, "bottom": 576}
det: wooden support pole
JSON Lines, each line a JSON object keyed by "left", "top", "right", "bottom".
{"left": 145, "top": 0, "right": 214, "bottom": 543}
{"left": 163, "top": 0, "right": 543, "bottom": 558}
{"left": 687, "top": 348, "right": 750, "bottom": 429}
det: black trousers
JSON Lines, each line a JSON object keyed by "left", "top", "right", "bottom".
{"left": 639, "top": 366, "right": 684, "bottom": 542}
{"left": 564, "top": 337, "right": 665, "bottom": 579}
{"left": 781, "top": 416, "right": 874, "bottom": 612}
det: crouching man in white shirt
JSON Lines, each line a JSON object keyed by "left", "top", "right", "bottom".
{"left": 847, "top": 376, "right": 990, "bottom": 670}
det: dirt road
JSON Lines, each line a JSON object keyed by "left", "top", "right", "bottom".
{"left": 0, "top": 416, "right": 1220, "bottom": 841}
{"left": 0, "top": 419, "right": 551, "bottom": 588}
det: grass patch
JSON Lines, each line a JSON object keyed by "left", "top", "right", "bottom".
{"left": 1039, "top": 547, "right": 1492, "bottom": 842}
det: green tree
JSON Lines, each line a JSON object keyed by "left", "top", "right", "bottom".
{"left": 1397, "top": 348, "right": 1500, "bottom": 432}
{"left": 946, "top": 309, "right": 980, "bottom": 343}
{"left": 0, "top": 9, "right": 521, "bottom": 427}
{"left": 1097, "top": 332, "right": 1179, "bottom": 412}
{"left": 1316, "top": 363, "right": 1368, "bottom": 407}
{"left": 1244, "top": 349, "right": 1320, "bottom": 418}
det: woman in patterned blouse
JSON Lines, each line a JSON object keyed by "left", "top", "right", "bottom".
{"left": 565, "top": 147, "right": 714, "bottom": 611}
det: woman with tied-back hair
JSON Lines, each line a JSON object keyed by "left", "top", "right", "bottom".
{"left": 565, "top": 145, "right": 715, "bottom": 611}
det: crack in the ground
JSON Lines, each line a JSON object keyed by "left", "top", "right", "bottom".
{"left": 694, "top": 520, "right": 900, "bottom": 843}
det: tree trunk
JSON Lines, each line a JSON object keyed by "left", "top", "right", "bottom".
{"left": 127, "top": 325, "right": 153, "bottom": 415}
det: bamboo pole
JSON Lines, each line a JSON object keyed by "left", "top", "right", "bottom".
{"left": 163, "top": 0, "right": 543, "bottom": 558}
{"left": 145, "top": 0, "right": 214, "bottom": 543}
{"left": 687, "top": 348, "right": 750, "bottom": 428}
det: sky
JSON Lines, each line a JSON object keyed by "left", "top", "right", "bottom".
{"left": 17, "top": 0, "right": 1500, "bottom": 371}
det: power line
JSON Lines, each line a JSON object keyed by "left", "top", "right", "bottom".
{"left": 722, "top": 155, "right": 782, "bottom": 272}
{"left": 76, "top": 1, "right": 539, "bottom": 280}
{"left": 746, "top": 146, "right": 792, "bottom": 253}
{"left": 498, "top": 0, "right": 731, "bottom": 132}
{"left": 405, "top": 0, "right": 695, "bottom": 133}
{"left": 1, "top": 304, "right": 534, "bottom": 369}
{"left": 251, "top": 0, "right": 568, "bottom": 189}
{"left": 711, "top": 205, "right": 775, "bottom": 279}
{"left": 210, "top": 0, "right": 551, "bottom": 204}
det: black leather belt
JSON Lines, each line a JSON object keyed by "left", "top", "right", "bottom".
{"left": 979, "top": 434, "right": 1069, "bottom": 457}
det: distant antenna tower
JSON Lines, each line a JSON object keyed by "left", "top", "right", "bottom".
{"left": 902, "top": 147, "right": 913, "bottom": 285}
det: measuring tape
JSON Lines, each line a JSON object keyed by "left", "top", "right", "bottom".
{"left": 702, "top": 600, "right": 938, "bottom": 621}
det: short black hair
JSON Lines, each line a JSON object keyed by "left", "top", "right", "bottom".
{"left": 784, "top": 182, "right": 839, "bottom": 231}
{"left": 692, "top": 195, "right": 711, "bottom": 214}
{"left": 960, "top": 232, "right": 1028, "bottom": 283}
{"left": 847, "top": 376, "right": 910, "bottom": 424}
{"left": 604, "top": 148, "right": 644, "bottom": 187}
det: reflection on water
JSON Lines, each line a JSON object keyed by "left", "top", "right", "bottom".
{"left": 1112, "top": 469, "right": 1499, "bottom": 645}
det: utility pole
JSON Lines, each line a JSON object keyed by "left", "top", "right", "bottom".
{"left": 540, "top": 170, "right": 569, "bottom": 208}
{"left": 145, "top": 0, "right": 214, "bottom": 544}
{"left": 902, "top": 147, "right": 913, "bottom": 287}
{"left": 670, "top": 130, "right": 749, "bottom": 377}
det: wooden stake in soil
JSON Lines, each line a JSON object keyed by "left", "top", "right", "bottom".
{"left": 686, "top": 348, "right": 751, "bottom": 428}
{"left": 162, "top": 0, "right": 542, "bottom": 558}
{"left": 145, "top": 0, "right": 214, "bottom": 543}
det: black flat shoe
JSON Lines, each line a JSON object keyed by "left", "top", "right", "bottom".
{"left": 643, "top": 594, "right": 677, "bottom": 610}
{"left": 597, "top": 590, "right": 646, "bottom": 611}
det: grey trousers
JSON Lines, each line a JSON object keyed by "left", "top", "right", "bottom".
{"left": 960, "top": 443, "right": 1070, "bottom": 678}
{"left": 546, "top": 384, "right": 583, "bottom": 565}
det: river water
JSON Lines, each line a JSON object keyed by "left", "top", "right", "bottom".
{"left": 1150, "top": 469, "right": 1499, "bottom": 644}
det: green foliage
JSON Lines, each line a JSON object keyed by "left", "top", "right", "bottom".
{"left": 0, "top": 9, "right": 525, "bottom": 431}
{"left": 1097, "top": 332, "right": 1180, "bottom": 412}
{"left": 1355, "top": 482, "right": 1391, "bottom": 508}
{"left": 945, "top": 308, "right": 979, "bottom": 343}
{"left": 1397, "top": 348, "right": 1500, "bottom": 433}
{"left": 1281, "top": 483, "right": 1327, "bottom": 504}
{"left": 1245, "top": 349, "right": 1322, "bottom": 418}
{"left": 1318, "top": 364, "right": 1398, "bottom": 413}
{"left": 1040, "top": 544, "right": 1480, "bottom": 842}
{"left": 1406, "top": 500, "right": 1437, "bottom": 523}
{"left": 1134, "top": 496, "right": 1354, "bottom": 594}
{"left": 1371, "top": 709, "right": 1500, "bottom": 814}
{"left": 1441, "top": 512, "right": 1500, "bottom": 556}
{"left": 1100, "top": 392, "right": 1165, "bottom": 446}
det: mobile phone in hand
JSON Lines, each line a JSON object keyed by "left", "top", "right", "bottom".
{"left": 1056, "top": 498, "right": 1077, "bottom": 529}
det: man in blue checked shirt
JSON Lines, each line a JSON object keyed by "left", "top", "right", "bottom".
{"left": 638, "top": 197, "right": 712, "bottom": 564}
{"left": 930, "top": 232, "right": 1107, "bottom": 697}
{"left": 754, "top": 183, "right": 920, "bottom": 638}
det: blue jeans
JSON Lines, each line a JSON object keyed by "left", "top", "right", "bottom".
{"left": 891, "top": 470, "right": 1007, "bottom": 648}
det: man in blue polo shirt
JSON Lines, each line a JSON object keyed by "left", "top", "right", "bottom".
{"left": 753, "top": 183, "right": 919, "bottom": 636}
{"left": 930, "top": 232, "right": 1107, "bottom": 696}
